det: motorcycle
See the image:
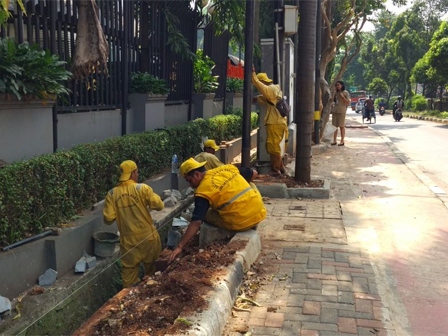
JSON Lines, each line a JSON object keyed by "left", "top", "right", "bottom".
{"left": 394, "top": 108, "right": 403, "bottom": 121}
{"left": 379, "top": 106, "right": 385, "bottom": 116}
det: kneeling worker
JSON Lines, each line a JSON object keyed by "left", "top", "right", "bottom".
{"left": 103, "top": 160, "right": 164, "bottom": 287}
{"left": 168, "top": 158, "right": 267, "bottom": 262}
{"left": 194, "top": 139, "right": 224, "bottom": 170}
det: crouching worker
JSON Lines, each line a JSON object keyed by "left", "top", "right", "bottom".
{"left": 194, "top": 139, "right": 224, "bottom": 170}
{"left": 168, "top": 158, "right": 267, "bottom": 262}
{"left": 238, "top": 166, "right": 259, "bottom": 191}
{"left": 103, "top": 160, "right": 164, "bottom": 287}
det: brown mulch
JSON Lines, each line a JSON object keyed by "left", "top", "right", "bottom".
{"left": 254, "top": 174, "right": 324, "bottom": 188}
{"left": 91, "top": 237, "right": 247, "bottom": 336}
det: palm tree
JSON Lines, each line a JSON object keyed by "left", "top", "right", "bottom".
{"left": 295, "top": 0, "right": 317, "bottom": 183}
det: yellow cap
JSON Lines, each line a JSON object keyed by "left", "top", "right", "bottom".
{"left": 119, "top": 160, "right": 137, "bottom": 182}
{"left": 180, "top": 158, "right": 207, "bottom": 178}
{"left": 204, "top": 139, "right": 220, "bottom": 151}
{"left": 257, "top": 73, "right": 273, "bottom": 83}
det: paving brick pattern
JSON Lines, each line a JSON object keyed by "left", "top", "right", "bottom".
{"left": 223, "top": 243, "right": 394, "bottom": 335}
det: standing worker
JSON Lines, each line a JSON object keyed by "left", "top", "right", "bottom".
{"left": 168, "top": 158, "right": 267, "bottom": 262}
{"left": 103, "top": 160, "right": 164, "bottom": 288}
{"left": 195, "top": 139, "right": 224, "bottom": 170}
{"left": 252, "top": 71, "right": 287, "bottom": 175}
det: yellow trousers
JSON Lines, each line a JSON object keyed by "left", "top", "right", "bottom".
{"left": 266, "top": 124, "right": 286, "bottom": 155}
{"left": 205, "top": 209, "right": 258, "bottom": 232}
{"left": 120, "top": 233, "right": 162, "bottom": 288}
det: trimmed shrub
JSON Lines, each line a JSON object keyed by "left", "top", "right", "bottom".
{"left": 411, "top": 95, "right": 427, "bottom": 111}
{"left": 0, "top": 113, "right": 259, "bottom": 246}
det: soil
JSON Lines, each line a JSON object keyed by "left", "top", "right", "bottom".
{"left": 91, "top": 237, "right": 248, "bottom": 336}
{"left": 254, "top": 174, "right": 324, "bottom": 188}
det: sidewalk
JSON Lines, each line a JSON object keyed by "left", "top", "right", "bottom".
{"left": 223, "top": 117, "right": 448, "bottom": 336}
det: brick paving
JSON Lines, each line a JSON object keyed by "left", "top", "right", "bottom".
{"left": 223, "top": 241, "right": 394, "bottom": 336}
{"left": 222, "top": 120, "right": 403, "bottom": 336}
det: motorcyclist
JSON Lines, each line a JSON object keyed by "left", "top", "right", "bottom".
{"left": 393, "top": 96, "right": 404, "bottom": 119}
{"left": 378, "top": 99, "right": 386, "bottom": 110}
{"left": 364, "top": 95, "right": 375, "bottom": 121}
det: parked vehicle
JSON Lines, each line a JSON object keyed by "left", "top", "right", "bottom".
{"left": 355, "top": 99, "right": 365, "bottom": 114}
{"left": 350, "top": 90, "right": 367, "bottom": 110}
{"left": 379, "top": 106, "right": 386, "bottom": 116}
{"left": 394, "top": 108, "right": 403, "bottom": 121}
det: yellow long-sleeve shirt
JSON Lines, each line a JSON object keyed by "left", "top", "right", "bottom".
{"left": 252, "top": 72, "right": 287, "bottom": 126}
{"left": 103, "top": 180, "right": 164, "bottom": 241}
{"left": 195, "top": 152, "right": 224, "bottom": 170}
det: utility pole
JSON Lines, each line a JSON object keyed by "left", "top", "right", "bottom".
{"left": 241, "top": 0, "right": 255, "bottom": 168}
{"left": 273, "top": 0, "right": 284, "bottom": 86}
{"left": 314, "top": 0, "right": 322, "bottom": 144}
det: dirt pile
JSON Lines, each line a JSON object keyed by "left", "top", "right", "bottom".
{"left": 90, "top": 238, "right": 247, "bottom": 336}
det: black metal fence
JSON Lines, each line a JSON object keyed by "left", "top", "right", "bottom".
{"left": 1, "top": 0, "right": 198, "bottom": 112}
{"left": 203, "top": 22, "right": 230, "bottom": 100}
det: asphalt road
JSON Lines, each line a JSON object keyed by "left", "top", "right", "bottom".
{"left": 346, "top": 109, "right": 448, "bottom": 192}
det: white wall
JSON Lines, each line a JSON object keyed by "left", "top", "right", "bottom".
{"left": 165, "top": 103, "right": 189, "bottom": 127}
{"left": 0, "top": 101, "right": 53, "bottom": 162}
{"left": 58, "top": 109, "right": 134, "bottom": 150}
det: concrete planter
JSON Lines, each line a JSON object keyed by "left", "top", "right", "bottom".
{"left": 128, "top": 93, "right": 168, "bottom": 132}
{"left": 218, "top": 129, "right": 258, "bottom": 164}
{"left": 0, "top": 94, "right": 55, "bottom": 163}
{"left": 225, "top": 92, "right": 235, "bottom": 109}
{"left": 225, "top": 92, "right": 243, "bottom": 110}
{"left": 192, "top": 93, "right": 215, "bottom": 119}
{"left": 256, "top": 178, "right": 331, "bottom": 199}
{"left": 232, "top": 92, "right": 243, "bottom": 109}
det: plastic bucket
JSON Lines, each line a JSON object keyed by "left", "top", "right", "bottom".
{"left": 93, "top": 231, "right": 119, "bottom": 257}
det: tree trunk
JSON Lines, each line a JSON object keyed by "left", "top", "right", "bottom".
{"left": 295, "top": 0, "right": 317, "bottom": 183}
{"left": 72, "top": 0, "right": 109, "bottom": 79}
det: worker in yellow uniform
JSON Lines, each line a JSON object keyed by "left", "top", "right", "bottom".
{"left": 103, "top": 160, "right": 164, "bottom": 287}
{"left": 252, "top": 71, "right": 288, "bottom": 175}
{"left": 194, "top": 139, "right": 224, "bottom": 170}
{"left": 168, "top": 158, "right": 266, "bottom": 262}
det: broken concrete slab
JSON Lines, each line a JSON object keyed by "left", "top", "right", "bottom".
{"left": 38, "top": 268, "right": 58, "bottom": 286}
{"left": 162, "top": 190, "right": 172, "bottom": 199}
{"left": 181, "top": 187, "right": 195, "bottom": 199}
{"left": 86, "top": 256, "right": 97, "bottom": 269}
{"left": 75, "top": 258, "right": 87, "bottom": 273}
{"left": 0, "top": 296, "right": 11, "bottom": 316}
{"left": 171, "top": 189, "right": 182, "bottom": 202}
{"left": 163, "top": 195, "right": 177, "bottom": 207}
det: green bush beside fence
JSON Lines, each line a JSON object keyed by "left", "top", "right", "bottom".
{"left": 0, "top": 113, "right": 258, "bottom": 246}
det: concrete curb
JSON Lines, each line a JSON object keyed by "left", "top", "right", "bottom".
{"left": 403, "top": 113, "right": 448, "bottom": 124}
{"left": 385, "top": 110, "right": 448, "bottom": 124}
{"left": 256, "top": 178, "right": 331, "bottom": 199}
{"left": 169, "top": 230, "right": 261, "bottom": 336}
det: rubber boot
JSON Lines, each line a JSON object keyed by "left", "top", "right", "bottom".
{"left": 269, "top": 154, "right": 281, "bottom": 175}
{"left": 279, "top": 155, "right": 286, "bottom": 174}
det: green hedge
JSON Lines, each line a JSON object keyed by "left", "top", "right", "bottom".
{"left": 0, "top": 113, "right": 259, "bottom": 246}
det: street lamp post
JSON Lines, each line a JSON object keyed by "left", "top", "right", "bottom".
{"left": 241, "top": 0, "right": 255, "bottom": 168}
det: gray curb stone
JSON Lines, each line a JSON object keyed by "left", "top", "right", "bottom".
{"left": 168, "top": 230, "right": 261, "bottom": 336}
{"left": 257, "top": 179, "right": 331, "bottom": 199}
